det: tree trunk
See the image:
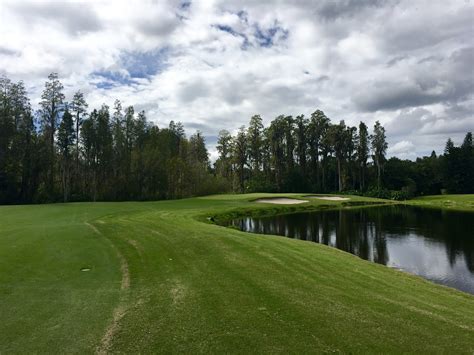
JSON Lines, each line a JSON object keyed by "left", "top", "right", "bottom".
{"left": 377, "top": 162, "right": 381, "bottom": 189}
{"left": 337, "top": 158, "right": 342, "bottom": 192}
{"left": 315, "top": 154, "right": 320, "bottom": 192}
{"left": 62, "top": 165, "right": 66, "bottom": 202}
{"left": 322, "top": 161, "right": 326, "bottom": 192}
{"left": 76, "top": 113, "right": 80, "bottom": 192}
{"left": 49, "top": 103, "right": 56, "bottom": 198}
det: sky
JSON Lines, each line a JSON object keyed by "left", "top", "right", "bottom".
{"left": 1, "top": 0, "right": 473, "bottom": 161}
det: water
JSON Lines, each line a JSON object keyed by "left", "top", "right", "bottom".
{"left": 229, "top": 205, "right": 474, "bottom": 294}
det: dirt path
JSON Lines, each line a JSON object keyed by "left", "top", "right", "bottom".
{"left": 85, "top": 221, "right": 130, "bottom": 290}
{"left": 84, "top": 221, "right": 130, "bottom": 354}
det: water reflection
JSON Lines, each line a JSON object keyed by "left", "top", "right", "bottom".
{"left": 230, "top": 206, "right": 474, "bottom": 294}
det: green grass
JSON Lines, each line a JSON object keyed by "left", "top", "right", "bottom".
{"left": 0, "top": 194, "right": 473, "bottom": 353}
{"left": 406, "top": 194, "right": 474, "bottom": 212}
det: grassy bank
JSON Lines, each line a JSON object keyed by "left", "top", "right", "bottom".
{"left": 406, "top": 194, "right": 474, "bottom": 212}
{"left": 0, "top": 194, "right": 473, "bottom": 353}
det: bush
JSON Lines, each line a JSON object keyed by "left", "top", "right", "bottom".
{"left": 361, "top": 187, "right": 413, "bottom": 200}
{"left": 390, "top": 190, "right": 409, "bottom": 200}
{"left": 194, "top": 175, "right": 232, "bottom": 196}
{"left": 245, "top": 176, "right": 276, "bottom": 193}
{"left": 365, "top": 187, "right": 392, "bottom": 199}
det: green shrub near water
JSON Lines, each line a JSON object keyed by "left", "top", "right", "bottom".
{"left": 341, "top": 187, "right": 413, "bottom": 201}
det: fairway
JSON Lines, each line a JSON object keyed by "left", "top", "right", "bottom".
{"left": 1, "top": 194, "right": 473, "bottom": 353}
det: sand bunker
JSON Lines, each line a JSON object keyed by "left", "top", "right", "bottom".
{"left": 255, "top": 198, "right": 308, "bottom": 205}
{"left": 307, "top": 196, "right": 350, "bottom": 201}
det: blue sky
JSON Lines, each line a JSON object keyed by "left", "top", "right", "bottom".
{"left": 0, "top": 0, "right": 473, "bottom": 160}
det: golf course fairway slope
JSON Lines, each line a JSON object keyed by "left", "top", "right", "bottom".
{"left": 0, "top": 194, "right": 473, "bottom": 353}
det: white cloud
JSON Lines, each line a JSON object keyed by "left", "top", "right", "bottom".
{"left": 0, "top": 0, "right": 472, "bottom": 160}
{"left": 388, "top": 140, "right": 416, "bottom": 159}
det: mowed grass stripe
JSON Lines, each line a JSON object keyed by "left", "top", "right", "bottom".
{"left": 0, "top": 194, "right": 473, "bottom": 353}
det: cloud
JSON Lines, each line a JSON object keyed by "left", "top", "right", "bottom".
{"left": 0, "top": 0, "right": 472, "bottom": 161}
{"left": 136, "top": 9, "right": 180, "bottom": 37}
{"left": 6, "top": 1, "right": 102, "bottom": 35}
{"left": 388, "top": 140, "right": 415, "bottom": 158}
{"left": 353, "top": 81, "right": 444, "bottom": 112}
{"left": 380, "top": 4, "right": 474, "bottom": 52}
{"left": 353, "top": 46, "right": 474, "bottom": 112}
{"left": 0, "top": 46, "right": 20, "bottom": 57}
{"left": 177, "top": 80, "right": 211, "bottom": 103}
{"left": 385, "top": 105, "right": 472, "bottom": 157}
{"left": 315, "top": 0, "right": 395, "bottom": 21}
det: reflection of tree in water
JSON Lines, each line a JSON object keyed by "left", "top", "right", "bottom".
{"left": 232, "top": 205, "right": 473, "bottom": 273}
{"left": 346, "top": 209, "right": 372, "bottom": 262}
{"left": 372, "top": 208, "right": 389, "bottom": 265}
{"left": 316, "top": 208, "right": 389, "bottom": 264}
{"left": 357, "top": 210, "right": 371, "bottom": 261}
{"left": 351, "top": 206, "right": 473, "bottom": 271}
{"left": 465, "top": 249, "right": 474, "bottom": 273}
{"left": 335, "top": 209, "right": 374, "bottom": 260}
{"left": 320, "top": 213, "right": 332, "bottom": 245}
{"left": 335, "top": 210, "right": 347, "bottom": 250}
{"left": 436, "top": 211, "right": 474, "bottom": 273}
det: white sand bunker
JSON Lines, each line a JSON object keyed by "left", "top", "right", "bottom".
{"left": 307, "top": 196, "right": 350, "bottom": 201}
{"left": 255, "top": 198, "right": 308, "bottom": 205}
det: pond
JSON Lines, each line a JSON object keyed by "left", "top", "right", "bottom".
{"left": 228, "top": 205, "right": 474, "bottom": 294}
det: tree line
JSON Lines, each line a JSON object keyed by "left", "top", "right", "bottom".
{"left": 214, "top": 114, "right": 473, "bottom": 198}
{"left": 1, "top": 73, "right": 472, "bottom": 204}
{"left": 0, "top": 73, "right": 226, "bottom": 204}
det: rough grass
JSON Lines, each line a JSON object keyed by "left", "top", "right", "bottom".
{"left": 0, "top": 194, "right": 473, "bottom": 353}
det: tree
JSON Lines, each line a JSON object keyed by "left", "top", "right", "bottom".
{"left": 295, "top": 115, "right": 308, "bottom": 175}
{"left": 461, "top": 132, "right": 474, "bottom": 193}
{"left": 283, "top": 116, "right": 295, "bottom": 172}
{"left": 4, "top": 73, "right": 474, "bottom": 204}
{"left": 189, "top": 131, "right": 209, "bottom": 167}
{"left": 247, "top": 115, "right": 264, "bottom": 174}
{"left": 39, "top": 73, "right": 65, "bottom": 198}
{"left": 96, "top": 105, "right": 113, "bottom": 199}
{"left": 444, "top": 133, "right": 474, "bottom": 194}
{"left": 319, "top": 121, "right": 333, "bottom": 192}
{"left": 370, "top": 121, "right": 388, "bottom": 189}
{"left": 0, "top": 77, "right": 16, "bottom": 202}
{"left": 328, "top": 121, "right": 348, "bottom": 192}
{"left": 233, "top": 126, "right": 247, "bottom": 192}
{"left": 80, "top": 111, "right": 97, "bottom": 200}
{"left": 344, "top": 125, "right": 357, "bottom": 190}
{"left": 57, "top": 108, "right": 75, "bottom": 202}
{"left": 70, "top": 91, "right": 88, "bottom": 170}
{"left": 461, "top": 132, "right": 473, "bottom": 151}
{"left": 445, "top": 138, "right": 454, "bottom": 154}
{"left": 268, "top": 116, "right": 286, "bottom": 190}
{"left": 308, "top": 110, "right": 330, "bottom": 191}
{"left": 216, "top": 129, "right": 233, "bottom": 179}
{"left": 122, "top": 105, "right": 135, "bottom": 194}
{"left": 111, "top": 100, "right": 127, "bottom": 198}
{"left": 169, "top": 120, "right": 185, "bottom": 153}
{"left": 0, "top": 77, "right": 38, "bottom": 203}
{"left": 132, "top": 110, "right": 149, "bottom": 198}
{"left": 12, "top": 81, "right": 37, "bottom": 202}
{"left": 357, "top": 121, "right": 369, "bottom": 190}
{"left": 188, "top": 131, "right": 210, "bottom": 195}
{"left": 261, "top": 128, "right": 272, "bottom": 181}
